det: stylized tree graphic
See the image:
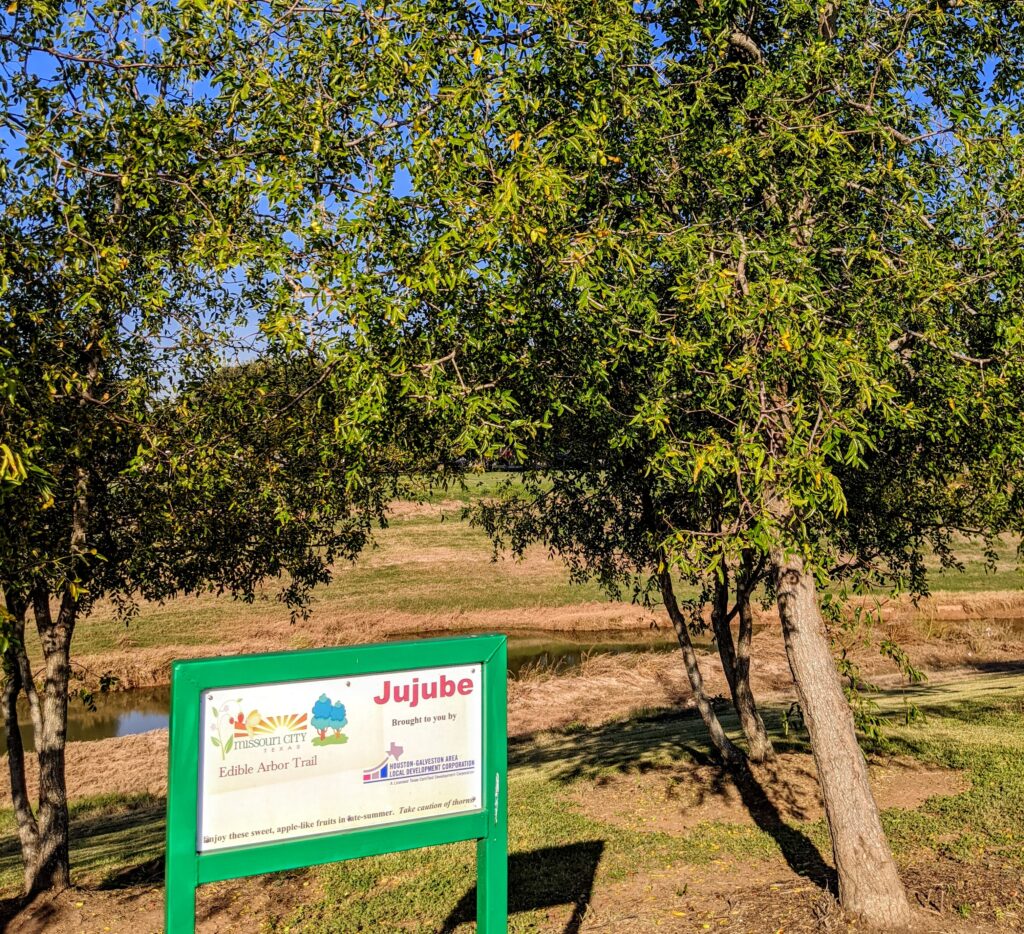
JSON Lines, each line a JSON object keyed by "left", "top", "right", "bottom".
{"left": 311, "top": 694, "right": 348, "bottom": 741}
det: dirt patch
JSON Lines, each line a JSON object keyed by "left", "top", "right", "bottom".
{"left": 386, "top": 499, "right": 466, "bottom": 520}
{"left": 572, "top": 752, "right": 969, "bottom": 835}
{"left": 568, "top": 853, "right": 1024, "bottom": 932}
{"left": 8, "top": 852, "right": 1017, "bottom": 934}
{"left": 3, "top": 868, "right": 318, "bottom": 934}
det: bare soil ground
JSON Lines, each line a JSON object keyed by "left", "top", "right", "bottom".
{"left": 568, "top": 854, "right": 1024, "bottom": 933}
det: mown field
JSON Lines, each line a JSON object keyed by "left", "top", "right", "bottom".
{"left": 35, "top": 472, "right": 1024, "bottom": 664}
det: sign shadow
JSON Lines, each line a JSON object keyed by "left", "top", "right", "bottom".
{"left": 440, "top": 840, "right": 605, "bottom": 934}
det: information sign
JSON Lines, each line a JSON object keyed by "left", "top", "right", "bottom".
{"left": 166, "top": 636, "right": 507, "bottom": 931}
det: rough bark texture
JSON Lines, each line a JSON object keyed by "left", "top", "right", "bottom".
{"left": 732, "top": 584, "right": 774, "bottom": 763}
{"left": 710, "top": 570, "right": 774, "bottom": 763}
{"left": 772, "top": 549, "right": 912, "bottom": 929}
{"left": 658, "top": 567, "right": 742, "bottom": 764}
{"left": 2, "top": 597, "right": 41, "bottom": 894}
{"left": 30, "top": 587, "right": 74, "bottom": 894}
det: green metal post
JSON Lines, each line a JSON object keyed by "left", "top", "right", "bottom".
{"left": 166, "top": 663, "right": 200, "bottom": 931}
{"left": 477, "top": 637, "right": 508, "bottom": 932}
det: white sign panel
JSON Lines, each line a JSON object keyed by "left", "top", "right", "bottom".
{"left": 198, "top": 664, "right": 483, "bottom": 852}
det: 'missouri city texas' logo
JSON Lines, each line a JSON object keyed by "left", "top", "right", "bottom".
{"left": 208, "top": 693, "right": 348, "bottom": 759}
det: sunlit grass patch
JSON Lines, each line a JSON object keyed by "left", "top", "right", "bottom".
{"left": 0, "top": 793, "right": 166, "bottom": 893}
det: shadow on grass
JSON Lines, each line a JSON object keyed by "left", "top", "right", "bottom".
{"left": 512, "top": 700, "right": 813, "bottom": 780}
{"left": 0, "top": 800, "right": 165, "bottom": 898}
{"left": 440, "top": 841, "right": 604, "bottom": 934}
{"left": 514, "top": 702, "right": 838, "bottom": 891}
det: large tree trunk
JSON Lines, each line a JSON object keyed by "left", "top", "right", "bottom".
{"left": 711, "top": 570, "right": 774, "bottom": 763}
{"left": 658, "top": 566, "right": 742, "bottom": 765}
{"left": 772, "top": 549, "right": 912, "bottom": 929}
{"left": 28, "top": 587, "right": 75, "bottom": 894}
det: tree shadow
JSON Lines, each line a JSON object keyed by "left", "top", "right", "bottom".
{"left": 510, "top": 702, "right": 840, "bottom": 893}
{"left": 98, "top": 854, "right": 165, "bottom": 890}
{"left": 439, "top": 841, "right": 605, "bottom": 934}
{"left": 728, "top": 762, "right": 838, "bottom": 892}
{"left": 0, "top": 893, "right": 31, "bottom": 931}
{"left": 0, "top": 800, "right": 165, "bottom": 904}
{"left": 510, "top": 703, "right": 741, "bottom": 781}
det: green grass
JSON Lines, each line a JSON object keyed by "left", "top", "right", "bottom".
{"left": 0, "top": 793, "right": 165, "bottom": 894}
{"left": 4, "top": 675, "right": 1024, "bottom": 928}
{"left": 281, "top": 674, "right": 1024, "bottom": 932}
{"left": 279, "top": 677, "right": 1024, "bottom": 930}
{"left": 407, "top": 470, "right": 528, "bottom": 505}
{"left": 928, "top": 536, "right": 1023, "bottom": 592}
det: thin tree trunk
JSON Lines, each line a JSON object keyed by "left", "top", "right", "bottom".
{"left": 711, "top": 572, "right": 738, "bottom": 692}
{"left": 772, "top": 548, "right": 912, "bottom": 928}
{"left": 658, "top": 566, "right": 742, "bottom": 764}
{"left": 2, "top": 595, "right": 41, "bottom": 893}
{"left": 29, "top": 586, "right": 74, "bottom": 895}
{"left": 731, "top": 582, "right": 774, "bottom": 763}
{"left": 711, "top": 560, "right": 774, "bottom": 763}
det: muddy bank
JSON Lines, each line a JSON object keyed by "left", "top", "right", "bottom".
{"left": 58, "top": 588, "right": 1024, "bottom": 693}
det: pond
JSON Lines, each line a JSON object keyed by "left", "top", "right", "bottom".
{"left": 0, "top": 627, "right": 690, "bottom": 752}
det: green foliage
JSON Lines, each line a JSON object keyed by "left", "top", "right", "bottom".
{"left": 0, "top": 1, "right": 414, "bottom": 621}
{"left": 247, "top": 1, "right": 1024, "bottom": 675}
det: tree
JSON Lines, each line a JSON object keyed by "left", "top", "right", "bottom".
{"left": 270, "top": 1, "right": 1024, "bottom": 927}
{"left": 0, "top": 6, "right": 403, "bottom": 895}
{"left": 311, "top": 694, "right": 348, "bottom": 740}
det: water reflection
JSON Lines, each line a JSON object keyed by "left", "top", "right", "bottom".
{"left": 0, "top": 686, "right": 170, "bottom": 754}
{"left": 0, "top": 630, "right": 684, "bottom": 751}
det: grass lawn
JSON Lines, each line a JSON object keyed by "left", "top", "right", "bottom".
{"left": 285, "top": 673, "right": 1024, "bottom": 932}
{"left": 5, "top": 672, "right": 1023, "bottom": 931}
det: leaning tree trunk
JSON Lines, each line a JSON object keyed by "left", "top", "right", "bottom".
{"left": 772, "top": 548, "right": 912, "bottom": 929}
{"left": 2, "top": 595, "right": 42, "bottom": 893}
{"left": 658, "top": 566, "right": 742, "bottom": 764}
{"left": 711, "top": 572, "right": 774, "bottom": 763}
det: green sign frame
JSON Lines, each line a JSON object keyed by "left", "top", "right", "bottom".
{"left": 165, "top": 634, "right": 508, "bottom": 931}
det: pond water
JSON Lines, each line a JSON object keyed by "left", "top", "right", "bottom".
{"left": 0, "top": 627, "right": 688, "bottom": 752}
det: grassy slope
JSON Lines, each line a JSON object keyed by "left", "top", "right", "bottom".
{"left": 57, "top": 471, "right": 1024, "bottom": 659}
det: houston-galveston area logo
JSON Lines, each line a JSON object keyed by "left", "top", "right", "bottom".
{"left": 363, "top": 740, "right": 476, "bottom": 785}
{"left": 209, "top": 693, "right": 348, "bottom": 759}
